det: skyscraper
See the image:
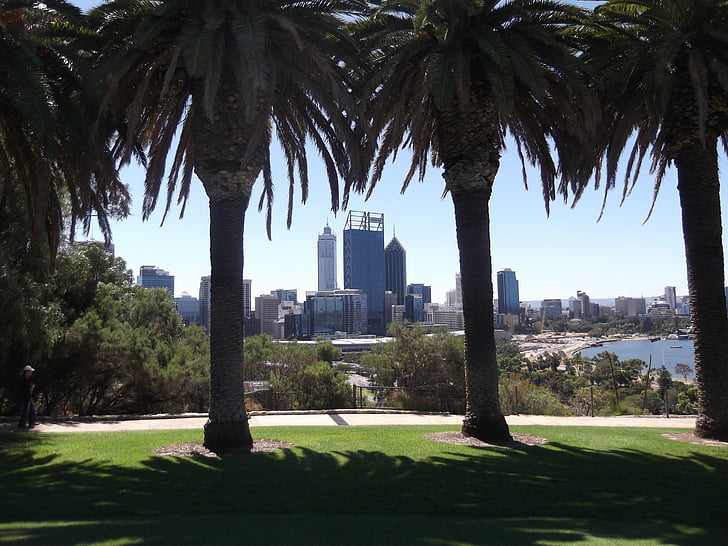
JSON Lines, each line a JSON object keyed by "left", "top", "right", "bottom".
{"left": 407, "top": 283, "right": 431, "bottom": 304}
{"left": 270, "top": 288, "right": 297, "bottom": 305}
{"left": 138, "top": 265, "right": 174, "bottom": 296}
{"left": 343, "top": 210, "right": 385, "bottom": 335}
{"left": 199, "top": 276, "right": 211, "bottom": 332}
{"left": 255, "top": 294, "right": 280, "bottom": 338}
{"left": 384, "top": 235, "right": 407, "bottom": 305}
{"left": 405, "top": 293, "right": 423, "bottom": 323}
{"left": 175, "top": 293, "right": 200, "bottom": 326}
{"left": 496, "top": 268, "right": 520, "bottom": 315}
{"left": 577, "top": 290, "right": 591, "bottom": 318}
{"left": 243, "top": 279, "right": 252, "bottom": 319}
{"left": 615, "top": 296, "right": 646, "bottom": 317}
{"left": 317, "top": 223, "right": 337, "bottom": 291}
{"left": 665, "top": 286, "right": 677, "bottom": 310}
{"left": 541, "top": 299, "right": 563, "bottom": 320}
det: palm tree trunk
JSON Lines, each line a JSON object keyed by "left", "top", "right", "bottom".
{"left": 193, "top": 70, "right": 258, "bottom": 453}
{"left": 676, "top": 142, "right": 728, "bottom": 441}
{"left": 203, "top": 191, "right": 254, "bottom": 452}
{"left": 449, "top": 181, "right": 512, "bottom": 443}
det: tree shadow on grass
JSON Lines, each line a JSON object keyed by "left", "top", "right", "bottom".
{"left": 0, "top": 432, "right": 727, "bottom": 545}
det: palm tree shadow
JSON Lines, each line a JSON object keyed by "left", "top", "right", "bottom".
{"left": 1, "top": 434, "right": 727, "bottom": 545}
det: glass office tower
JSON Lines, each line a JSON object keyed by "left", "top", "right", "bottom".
{"left": 343, "top": 211, "right": 385, "bottom": 335}
{"left": 496, "top": 268, "right": 520, "bottom": 315}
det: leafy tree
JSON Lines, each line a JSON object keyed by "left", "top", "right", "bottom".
{"left": 0, "top": 197, "right": 60, "bottom": 412}
{"left": 241, "top": 338, "right": 352, "bottom": 410}
{"left": 162, "top": 325, "right": 211, "bottom": 413}
{"left": 588, "top": 352, "right": 644, "bottom": 391}
{"left": 271, "top": 360, "right": 351, "bottom": 410}
{"left": 90, "top": 0, "right": 366, "bottom": 452}
{"left": 499, "top": 375, "right": 571, "bottom": 416}
{"left": 656, "top": 366, "right": 673, "bottom": 400}
{"left": 530, "top": 371, "right": 589, "bottom": 405}
{"left": 243, "top": 334, "right": 276, "bottom": 382}
{"left": 583, "top": 0, "right": 728, "bottom": 440}
{"left": 361, "top": 324, "right": 465, "bottom": 412}
{"left": 496, "top": 341, "right": 528, "bottom": 374}
{"left": 357, "top": 0, "right": 595, "bottom": 443}
{"left": 678, "top": 386, "right": 698, "bottom": 414}
{"left": 316, "top": 340, "right": 342, "bottom": 365}
{"left": 53, "top": 243, "right": 133, "bottom": 321}
{"left": 674, "top": 363, "right": 694, "bottom": 381}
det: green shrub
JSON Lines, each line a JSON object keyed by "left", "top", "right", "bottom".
{"left": 500, "top": 376, "right": 571, "bottom": 416}
{"left": 271, "top": 361, "right": 352, "bottom": 410}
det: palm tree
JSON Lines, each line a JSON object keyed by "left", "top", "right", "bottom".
{"left": 90, "top": 0, "right": 366, "bottom": 453}
{"left": 357, "top": 0, "right": 595, "bottom": 442}
{"left": 0, "top": 0, "right": 124, "bottom": 259}
{"left": 582, "top": 0, "right": 728, "bottom": 441}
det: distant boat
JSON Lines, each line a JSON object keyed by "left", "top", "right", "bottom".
{"left": 670, "top": 345, "right": 682, "bottom": 349}
{"left": 650, "top": 337, "right": 661, "bottom": 342}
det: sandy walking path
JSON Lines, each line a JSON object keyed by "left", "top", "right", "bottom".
{"left": 1, "top": 411, "right": 696, "bottom": 433}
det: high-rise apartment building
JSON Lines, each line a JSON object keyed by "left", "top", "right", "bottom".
{"left": 577, "top": 290, "right": 591, "bottom": 318}
{"left": 198, "top": 276, "right": 211, "bottom": 332}
{"left": 270, "top": 288, "right": 297, "bottom": 305}
{"left": 317, "top": 223, "right": 337, "bottom": 291}
{"left": 255, "top": 294, "right": 280, "bottom": 338}
{"left": 175, "top": 293, "right": 200, "bottom": 326}
{"left": 496, "top": 268, "right": 520, "bottom": 315}
{"left": 343, "top": 211, "right": 385, "bottom": 335}
{"left": 664, "top": 286, "right": 677, "bottom": 311}
{"left": 243, "top": 279, "right": 252, "bottom": 319}
{"left": 540, "top": 299, "right": 563, "bottom": 320}
{"left": 385, "top": 236, "right": 407, "bottom": 305}
{"left": 138, "top": 265, "right": 174, "bottom": 296}
{"left": 384, "top": 291, "right": 399, "bottom": 325}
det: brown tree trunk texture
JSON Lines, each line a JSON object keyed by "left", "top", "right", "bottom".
{"left": 203, "top": 193, "right": 254, "bottom": 453}
{"left": 192, "top": 69, "right": 260, "bottom": 453}
{"left": 675, "top": 142, "right": 728, "bottom": 441}
{"left": 449, "top": 181, "right": 511, "bottom": 443}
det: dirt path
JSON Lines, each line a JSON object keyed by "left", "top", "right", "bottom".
{"left": 1, "top": 411, "right": 696, "bottom": 434}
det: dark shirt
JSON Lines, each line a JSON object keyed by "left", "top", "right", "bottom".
{"left": 18, "top": 375, "right": 34, "bottom": 401}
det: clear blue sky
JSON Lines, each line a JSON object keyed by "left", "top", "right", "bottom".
{"left": 72, "top": 1, "right": 728, "bottom": 304}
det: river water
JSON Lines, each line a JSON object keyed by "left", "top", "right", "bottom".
{"left": 578, "top": 339, "right": 695, "bottom": 378}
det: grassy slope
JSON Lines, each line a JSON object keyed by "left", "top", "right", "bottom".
{"left": 0, "top": 425, "right": 726, "bottom": 545}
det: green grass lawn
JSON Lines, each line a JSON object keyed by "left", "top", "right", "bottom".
{"left": 1, "top": 425, "right": 727, "bottom": 545}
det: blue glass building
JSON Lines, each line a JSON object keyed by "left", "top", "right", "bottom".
{"left": 497, "top": 268, "right": 520, "bottom": 315}
{"left": 407, "top": 282, "right": 432, "bottom": 304}
{"left": 385, "top": 236, "right": 407, "bottom": 305}
{"left": 305, "top": 290, "right": 368, "bottom": 337}
{"left": 138, "top": 265, "right": 174, "bottom": 296}
{"left": 343, "top": 211, "right": 385, "bottom": 335}
{"left": 405, "top": 293, "right": 423, "bottom": 323}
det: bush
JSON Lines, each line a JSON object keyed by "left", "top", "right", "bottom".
{"left": 620, "top": 391, "right": 663, "bottom": 415}
{"left": 271, "top": 361, "right": 352, "bottom": 410}
{"left": 499, "top": 376, "right": 572, "bottom": 416}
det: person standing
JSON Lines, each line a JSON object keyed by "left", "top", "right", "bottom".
{"left": 17, "top": 365, "right": 36, "bottom": 429}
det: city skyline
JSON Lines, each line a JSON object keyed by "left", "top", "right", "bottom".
{"left": 68, "top": 0, "right": 728, "bottom": 306}
{"left": 101, "top": 149, "right": 712, "bottom": 305}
